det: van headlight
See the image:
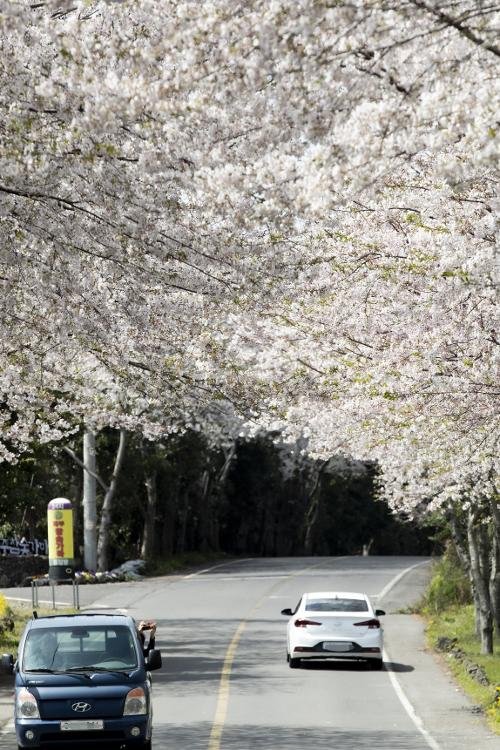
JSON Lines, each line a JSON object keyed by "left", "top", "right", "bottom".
{"left": 16, "top": 688, "right": 40, "bottom": 719}
{"left": 123, "top": 687, "right": 147, "bottom": 716}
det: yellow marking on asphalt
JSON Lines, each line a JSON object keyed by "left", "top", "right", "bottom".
{"left": 207, "top": 620, "right": 247, "bottom": 750}
{"left": 206, "top": 558, "right": 338, "bottom": 750}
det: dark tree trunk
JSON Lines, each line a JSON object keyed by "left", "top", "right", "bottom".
{"left": 97, "top": 429, "right": 127, "bottom": 572}
{"left": 467, "top": 508, "right": 493, "bottom": 654}
{"left": 489, "top": 495, "right": 500, "bottom": 632}
{"left": 303, "top": 460, "right": 328, "bottom": 555}
{"left": 176, "top": 489, "right": 189, "bottom": 554}
{"left": 141, "top": 469, "right": 158, "bottom": 561}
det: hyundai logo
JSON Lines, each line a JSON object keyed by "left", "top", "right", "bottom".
{"left": 71, "top": 702, "right": 92, "bottom": 713}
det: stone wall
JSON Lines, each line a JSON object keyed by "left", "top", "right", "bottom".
{"left": 0, "top": 556, "right": 48, "bottom": 587}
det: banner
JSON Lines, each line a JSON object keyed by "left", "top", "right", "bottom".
{"left": 0, "top": 538, "right": 48, "bottom": 556}
{"left": 47, "top": 498, "right": 74, "bottom": 568}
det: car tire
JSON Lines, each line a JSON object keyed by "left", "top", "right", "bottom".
{"left": 289, "top": 657, "right": 301, "bottom": 668}
{"left": 141, "top": 740, "right": 152, "bottom": 750}
{"left": 370, "top": 659, "right": 383, "bottom": 670}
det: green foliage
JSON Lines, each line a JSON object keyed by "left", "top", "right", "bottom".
{"left": 425, "top": 605, "right": 500, "bottom": 734}
{"left": 0, "top": 429, "right": 438, "bottom": 568}
{"left": 0, "top": 605, "right": 76, "bottom": 655}
{"left": 0, "top": 443, "right": 77, "bottom": 540}
{"left": 421, "top": 547, "right": 472, "bottom": 614}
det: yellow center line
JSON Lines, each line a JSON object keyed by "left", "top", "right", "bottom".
{"left": 207, "top": 558, "right": 338, "bottom": 750}
{"left": 207, "top": 620, "right": 247, "bottom": 750}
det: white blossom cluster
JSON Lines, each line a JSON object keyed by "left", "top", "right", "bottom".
{"left": 0, "top": 1, "right": 498, "bottom": 512}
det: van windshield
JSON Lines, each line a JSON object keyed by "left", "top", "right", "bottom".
{"left": 23, "top": 625, "right": 138, "bottom": 672}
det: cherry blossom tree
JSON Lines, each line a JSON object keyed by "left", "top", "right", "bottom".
{"left": 1, "top": 0, "right": 498, "bottom": 641}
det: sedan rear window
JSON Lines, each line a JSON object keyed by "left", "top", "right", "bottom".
{"left": 305, "top": 598, "right": 369, "bottom": 612}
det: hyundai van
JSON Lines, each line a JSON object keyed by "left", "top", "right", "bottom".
{"left": 2, "top": 612, "right": 162, "bottom": 749}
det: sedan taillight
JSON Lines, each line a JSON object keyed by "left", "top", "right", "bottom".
{"left": 354, "top": 618, "right": 380, "bottom": 629}
{"left": 294, "top": 619, "right": 321, "bottom": 628}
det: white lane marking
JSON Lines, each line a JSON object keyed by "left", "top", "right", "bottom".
{"left": 184, "top": 575, "right": 290, "bottom": 582}
{"left": 378, "top": 560, "right": 441, "bottom": 750}
{"left": 383, "top": 646, "right": 441, "bottom": 750}
{"left": 183, "top": 558, "right": 254, "bottom": 579}
{"left": 207, "top": 557, "right": 348, "bottom": 750}
{"left": 5, "top": 596, "right": 70, "bottom": 606}
{"left": 377, "top": 560, "right": 430, "bottom": 601}
{"left": 81, "top": 606, "right": 129, "bottom": 613}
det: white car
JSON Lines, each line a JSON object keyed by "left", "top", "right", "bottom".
{"left": 281, "top": 591, "right": 385, "bottom": 669}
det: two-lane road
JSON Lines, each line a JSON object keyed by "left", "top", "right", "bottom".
{"left": 2, "top": 556, "right": 498, "bottom": 749}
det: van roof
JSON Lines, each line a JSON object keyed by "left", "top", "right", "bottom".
{"left": 28, "top": 613, "right": 134, "bottom": 630}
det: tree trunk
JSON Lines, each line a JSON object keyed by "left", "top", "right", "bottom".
{"left": 447, "top": 503, "right": 481, "bottom": 635}
{"left": 97, "top": 429, "right": 127, "bottom": 572}
{"left": 490, "top": 534, "right": 500, "bottom": 634}
{"left": 64, "top": 429, "right": 107, "bottom": 571}
{"left": 489, "top": 495, "right": 500, "bottom": 632}
{"left": 176, "top": 488, "right": 189, "bottom": 554}
{"left": 198, "top": 444, "right": 236, "bottom": 552}
{"left": 161, "top": 478, "right": 177, "bottom": 557}
{"left": 83, "top": 429, "right": 97, "bottom": 571}
{"left": 467, "top": 508, "right": 493, "bottom": 654}
{"left": 141, "top": 469, "right": 158, "bottom": 561}
{"left": 303, "top": 460, "right": 328, "bottom": 555}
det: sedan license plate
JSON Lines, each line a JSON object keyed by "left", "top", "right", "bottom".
{"left": 61, "top": 720, "right": 104, "bottom": 731}
{"left": 323, "top": 642, "right": 352, "bottom": 652}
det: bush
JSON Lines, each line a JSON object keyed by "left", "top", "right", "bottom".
{"left": 423, "top": 547, "right": 471, "bottom": 614}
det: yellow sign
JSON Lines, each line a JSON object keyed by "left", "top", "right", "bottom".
{"left": 47, "top": 499, "right": 74, "bottom": 566}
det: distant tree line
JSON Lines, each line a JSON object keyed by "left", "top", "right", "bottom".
{"left": 0, "top": 429, "right": 438, "bottom": 569}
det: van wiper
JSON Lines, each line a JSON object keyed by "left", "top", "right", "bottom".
{"left": 25, "top": 668, "right": 57, "bottom": 673}
{"left": 65, "top": 666, "right": 132, "bottom": 676}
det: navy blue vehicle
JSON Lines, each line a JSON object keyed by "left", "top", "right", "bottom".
{"left": 2, "top": 612, "right": 162, "bottom": 749}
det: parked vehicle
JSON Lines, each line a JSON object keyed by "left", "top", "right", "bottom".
{"left": 281, "top": 591, "right": 385, "bottom": 669}
{"left": 2, "top": 612, "right": 162, "bottom": 749}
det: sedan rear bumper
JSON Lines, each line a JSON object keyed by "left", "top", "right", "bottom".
{"left": 292, "top": 641, "right": 382, "bottom": 660}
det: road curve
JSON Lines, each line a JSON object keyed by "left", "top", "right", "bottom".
{"left": 1, "top": 556, "right": 498, "bottom": 750}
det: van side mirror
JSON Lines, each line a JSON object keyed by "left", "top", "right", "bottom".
{"left": 375, "top": 609, "right": 386, "bottom": 617}
{"left": 280, "top": 608, "right": 293, "bottom": 616}
{"left": 1, "top": 654, "right": 14, "bottom": 674}
{"left": 146, "top": 649, "right": 162, "bottom": 671}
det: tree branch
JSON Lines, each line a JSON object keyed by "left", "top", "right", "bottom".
{"left": 62, "top": 445, "right": 109, "bottom": 493}
{"left": 409, "top": 0, "right": 500, "bottom": 57}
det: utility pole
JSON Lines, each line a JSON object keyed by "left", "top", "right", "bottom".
{"left": 83, "top": 427, "right": 97, "bottom": 571}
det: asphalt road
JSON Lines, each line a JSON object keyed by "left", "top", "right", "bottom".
{"left": 1, "top": 556, "right": 499, "bottom": 750}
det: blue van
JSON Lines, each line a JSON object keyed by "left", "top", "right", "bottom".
{"left": 2, "top": 612, "right": 162, "bottom": 749}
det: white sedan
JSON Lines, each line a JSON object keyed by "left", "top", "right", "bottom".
{"left": 281, "top": 591, "right": 385, "bottom": 669}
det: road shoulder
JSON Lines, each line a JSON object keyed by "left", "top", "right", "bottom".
{"left": 382, "top": 565, "right": 499, "bottom": 749}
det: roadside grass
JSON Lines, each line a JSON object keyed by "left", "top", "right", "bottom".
{"left": 0, "top": 598, "right": 76, "bottom": 657}
{"left": 0, "top": 593, "right": 8, "bottom": 618}
{"left": 419, "top": 554, "right": 500, "bottom": 735}
{"left": 425, "top": 605, "right": 500, "bottom": 732}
